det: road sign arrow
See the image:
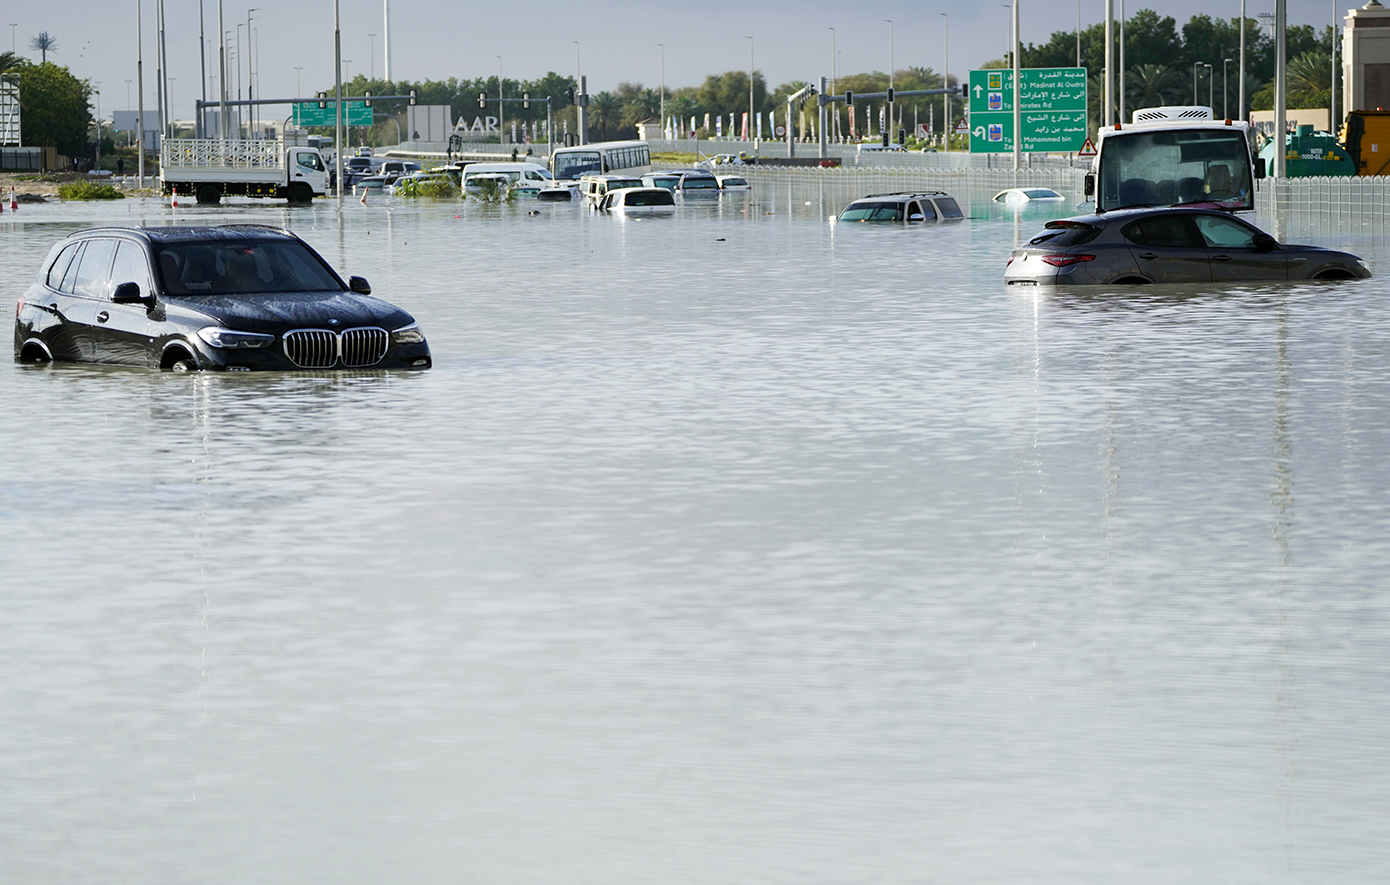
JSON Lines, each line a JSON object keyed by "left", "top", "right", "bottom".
{"left": 974, "top": 84, "right": 984, "bottom": 98}
{"left": 972, "top": 126, "right": 986, "bottom": 139}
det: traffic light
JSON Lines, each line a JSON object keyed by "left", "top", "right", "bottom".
{"left": 844, "top": 90, "right": 853, "bottom": 106}
{"left": 564, "top": 87, "right": 575, "bottom": 105}
{"left": 317, "top": 92, "right": 327, "bottom": 109}
{"left": 408, "top": 89, "right": 417, "bottom": 106}
{"left": 897, "top": 128, "right": 906, "bottom": 145}
{"left": 363, "top": 90, "right": 372, "bottom": 108}
{"left": 881, "top": 130, "right": 889, "bottom": 146}
{"left": 522, "top": 92, "right": 530, "bottom": 109}
{"left": 886, "top": 87, "right": 895, "bottom": 104}
{"left": 478, "top": 91, "right": 487, "bottom": 108}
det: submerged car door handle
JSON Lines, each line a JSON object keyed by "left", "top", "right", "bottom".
{"left": 96, "top": 311, "right": 110, "bottom": 323}
{"left": 1212, "top": 254, "right": 1234, "bottom": 262}
{"left": 1138, "top": 252, "right": 1159, "bottom": 260}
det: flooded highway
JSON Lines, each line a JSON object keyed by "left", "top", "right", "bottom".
{"left": 2, "top": 185, "right": 1389, "bottom": 883}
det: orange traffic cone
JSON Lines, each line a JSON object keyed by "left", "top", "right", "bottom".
{"left": 9, "top": 186, "right": 16, "bottom": 211}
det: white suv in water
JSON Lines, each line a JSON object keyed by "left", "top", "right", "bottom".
{"left": 834, "top": 191, "right": 964, "bottom": 223}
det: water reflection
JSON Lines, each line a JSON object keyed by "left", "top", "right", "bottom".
{"left": 2, "top": 186, "right": 1390, "bottom": 881}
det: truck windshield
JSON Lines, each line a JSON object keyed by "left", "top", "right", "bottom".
{"left": 1098, "top": 129, "right": 1252, "bottom": 212}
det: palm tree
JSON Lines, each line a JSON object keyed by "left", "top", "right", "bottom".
{"left": 29, "top": 31, "right": 56, "bottom": 64}
{"left": 0, "top": 51, "right": 23, "bottom": 73}
{"left": 589, "top": 91, "right": 620, "bottom": 140}
{"left": 622, "top": 88, "right": 660, "bottom": 127}
{"left": 1126, "top": 64, "right": 1180, "bottom": 111}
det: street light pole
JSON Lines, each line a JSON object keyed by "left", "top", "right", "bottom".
{"left": 1205, "top": 63, "right": 1213, "bottom": 110}
{"left": 1239, "top": 0, "right": 1246, "bottom": 121}
{"left": 368, "top": 33, "right": 375, "bottom": 81}
{"left": 246, "top": 9, "right": 258, "bottom": 137}
{"left": 827, "top": 27, "right": 836, "bottom": 141}
{"left": 497, "top": 56, "right": 504, "bottom": 148}
{"left": 747, "top": 35, "right": 754, "bottom": 143}
{"left": 657, "top": 43, "right": 665, "bottom": 141}
{"left": 137, "top": 0, "right": 144, "bottom": 185}
{"left": 941, "top": 12, "right": 949, "bottom": 153}
{"left": 1193, "top": 61, "right": 1201, "bottom": 105}
{"left": 1223, "top": 58, "right": 1232, "bottom": 118}
{"left": 886, "top": 18, "right": 894, "bottom": 139}
{"left": 217, "top": 0, "right": 226, "bottom": 139}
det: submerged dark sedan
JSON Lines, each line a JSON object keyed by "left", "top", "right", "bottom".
{"left": 14, "top": 225, "right": 431, "bottom": 371}
{"left": 1006, "top": 206, "right": 1371, "bottom": 285}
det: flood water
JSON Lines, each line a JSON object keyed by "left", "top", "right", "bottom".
{"left": 2, "top": 185, "right": 1389, "bottom": 883}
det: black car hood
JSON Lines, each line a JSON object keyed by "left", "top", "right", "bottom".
{"left": 170, "top": 290, "right": 412, "bottom": 332}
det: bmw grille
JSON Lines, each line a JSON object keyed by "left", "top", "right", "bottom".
{"left": 283, "top": 327, "right": 390, "bottom": 368}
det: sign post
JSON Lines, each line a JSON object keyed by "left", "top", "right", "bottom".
{"left": 967, "top": 67, "right": 1087, "bottom": 154}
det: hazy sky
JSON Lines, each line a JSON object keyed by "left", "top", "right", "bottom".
{"left": 6, "top": 1, "right": 1345, "bottom": 119}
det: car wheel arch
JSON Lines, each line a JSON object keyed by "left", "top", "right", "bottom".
{"left": 17, "top": 337, "right": 54, "bottom": 362}
{"left": 159, "top": 340, "right": 201, "bottom": 370}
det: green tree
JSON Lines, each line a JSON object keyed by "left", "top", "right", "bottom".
{"left": 0, "top": 51, "right": 23, "bottom": 73}
{"left": 589, "top": 90, "right": 620, "bottom": 140}
{"left": 16, "top": 62, "right": 89, "bottom": 155}
{"left": 1126, "top": 64, "right": 1182, "bottom": 110}
{"left": 1250, "top": 50, "right": 1332, "bottom": 112}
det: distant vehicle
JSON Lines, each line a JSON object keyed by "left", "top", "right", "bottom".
{"left": 716, "top": 174, "right": 751, "bottom": 190}
{"left": 1005, "top": 206, "right": 1370, "bottom": 286}
{"left": 1086, "top": 106, "right": 1262, "bottom": 212}
{"left": 341, "top": 156, "right": 381, "bottom": 190}
{"left": 578, "top": 174, "right": 644, "bottom": 204}
{"left": 855, "top": 143, "right": 908, "bottom": 162}
{"left": 550, "top": 140, "right": 651, "bottom": 182}
{"left": 460, "top": 162, "right": 554, "bottom": 192}
{"left": 14, "top": 225, "right": 431, "bottom": 371}
{"left": 159, "top": 138, "right": 328, "bottom": 204}
{"left": 697, "top": 153, "right": 746, "bottom": 169}
{"left": 641, "top": 172, "right": 682, "bottom": 191}
{"left": 536, "top": 186, "right": 576, "bottom": 201}
{"left": 598, "top": 186, "right": 677, "bottom": 215}
{"left": 353, "top": 175, "right": 389, "bottom": 194}
{"left": 993, "top": 187, "right": 1066, "bottom": 203}
{"left": 834, "top": 191, "right": 964, "bottom": 223}
{"left": 376, "top": 159, "right": 422, "bottom": 183}
{"left": 673, "top": 169, "right": 720, "bottom": 194}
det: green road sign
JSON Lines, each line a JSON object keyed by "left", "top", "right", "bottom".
{"left": 967, "top": 67, "right": 1087, "bottom": 153}
{"left": 293, "top": 101, "right": 373, "bottom": 127}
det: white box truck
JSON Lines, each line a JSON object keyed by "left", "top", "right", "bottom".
{"left": 160, "top": 138, "right": 329, "bottom": 204}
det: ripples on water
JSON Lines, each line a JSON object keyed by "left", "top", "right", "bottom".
{"left": 1, "top": 188, "right": 1388, "bottom": 883}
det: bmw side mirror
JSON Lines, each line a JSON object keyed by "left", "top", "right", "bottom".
{"left": 1084, "top": 173, "right": 1095, "bottom": 199}
{"left": 348, "top": 276, "right": 372, "bottom": 295}
{"left": 1252, "top": 233, "right": 1278, "bottom": 253}
{"left": 112, "top": 281, "right": 155, "bottom": 307}
{"left": 1254, "top": 157, "right": 1267, "bottom": 180}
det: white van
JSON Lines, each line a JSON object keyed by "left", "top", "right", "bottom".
{"left": 460, "top": 162, "right": 554, "bottom": 194}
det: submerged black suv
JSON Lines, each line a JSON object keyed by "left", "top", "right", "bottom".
{"left": 15, "top": 225, "right": 431, "bottom": 372}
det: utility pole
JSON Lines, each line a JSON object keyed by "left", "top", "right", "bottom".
{"left": 941, "top": 13, "right": 949, "bottom": 152}
{"left": 137, "top": 0, "right": 145, "bottom": 185}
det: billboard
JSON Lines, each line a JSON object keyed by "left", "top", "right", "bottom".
{"left": 1, "top": 80, "right": 20, "bottom": 147}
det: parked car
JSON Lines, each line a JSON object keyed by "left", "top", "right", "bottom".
{"left": 993, "top": 187, "right": 1067, "bottom": 203}
{"left": 352, "top": 175, "right": 389, "bottom": 195}
{"left": 578, "top": 174, "right": 644, "bottom": 204}
{"left": 673, "top": 169, "right": 720, "bottom": 195}
{"left": 1005, "top": 206, "right": 1372, "bottom": 285}
{"left": 716, "top": 174, "right": 751, "bottom": 190}
{"left": 341, "top": 156, "right": 381, "bottom": 189}
{"left": 14, "top": 225, "right": 432, "bottom": 371}
{"left": 834, "top": 191, "right": 964, "bottom": 223}
{"left": 376, "top": 159, "right": 422, "bottom": 183}
{"left": 641, "top": 172, "right": 682, "bottom": 192}
{"left": 598, "top": 186, "right": 677, "bottom": 215}
{"left": 696, "top": 153, "right": 746, "bottom": 168}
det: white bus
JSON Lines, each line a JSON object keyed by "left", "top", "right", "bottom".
{"left": 550, "top": 140, "right": 652, "bottom": 182}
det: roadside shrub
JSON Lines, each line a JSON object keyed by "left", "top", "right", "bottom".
{"left": 56, "top": 181, "right": 124, "bottom": 200}
{"left": 467, "top": 178, "right": 513, "bottom": 203}
{"left": 395, "top": 177, "right": 459, "bottom": 198}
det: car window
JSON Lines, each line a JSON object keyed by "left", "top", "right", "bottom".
{"left": 296, "top": 152, "right": 325, "bottom": 171}
{"left": 1032, "top": 223, "right": 1101, "bottom": 247}
{"left": 1193, "top": 214, "right": 1262, "bottom": 249}
{"left": 840, "top": 202, "right": 904, "bottom": 222}
{"left": 1122, "top": 215, "right": 1201, "bottom": 248}
{"left": 935, "top": 198, "right": 963, "bottom": 219}
{"left": 154, "top": 240, "right": 342, "bottom": 294}
{"left": 109, "top": 241, "right": 154, "bottom": 297}
{"left": 47, "top": 242, "right": 82, "bottom": 290}
{"left": 72, "top": 238, "right": 118, "bottom": 299}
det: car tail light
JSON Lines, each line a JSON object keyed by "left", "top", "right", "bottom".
{"left": 1042, "top": 254, "right": 1096, "bottom": 267}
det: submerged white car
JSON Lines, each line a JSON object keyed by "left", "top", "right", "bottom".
{"left": 598, "top": 187, "right": 676, "bottom": 215}
{"left": 994, "top": 187, "right": 1067, "bottom": 203}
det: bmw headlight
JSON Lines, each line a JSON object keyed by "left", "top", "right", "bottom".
{"left": 198, "top": 327, "right": 275, "bottom": 349}
{"left": 391, "top": 322, "right": 426, "bottom": 345}
{"left": 1358, "top": 259, "right": 1371, "bottom": 270}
